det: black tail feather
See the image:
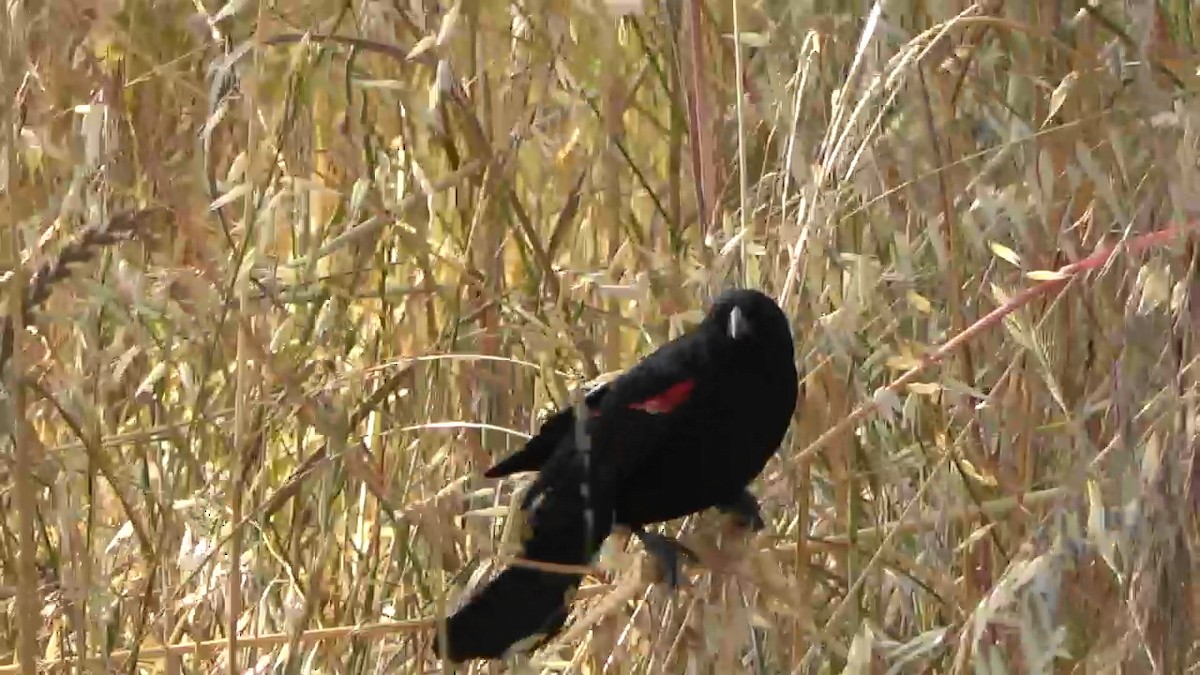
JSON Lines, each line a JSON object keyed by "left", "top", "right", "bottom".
{"left": 434, "top": 566, "right": 582, "bottom": 661}
{"left": 436, "top": 421, "right": 613, "bottom": 662}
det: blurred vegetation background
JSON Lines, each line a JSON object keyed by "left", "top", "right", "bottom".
{"left": 1, "top": 0, "right": 1199, "bottom": 672}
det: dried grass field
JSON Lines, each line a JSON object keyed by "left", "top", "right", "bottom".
{"left": 1, "top": 0, "right": 1200, "bottom": 672}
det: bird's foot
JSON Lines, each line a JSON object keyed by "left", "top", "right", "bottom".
{"left": 632, "top": 527, "right": 697, "bottom": 589}
{"left": 717, "top": 490, "right": 766, "bottom": 532}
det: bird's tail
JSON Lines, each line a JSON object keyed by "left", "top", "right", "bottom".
{"left": 434, "top": 565, "right": 583, "bottom": 662}
{"left": 436, "top": 433, "right": 612, "bottom": 662}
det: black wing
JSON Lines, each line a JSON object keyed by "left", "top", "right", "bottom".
{"left": 584, "top": 328, "right": 710, "bottom": 484}
{"left": 484, "top": 380, "right": 612, "bottom": 478}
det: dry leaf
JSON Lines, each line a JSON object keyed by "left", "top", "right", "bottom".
{"left": 988, "top": 241, "right": 1021, "bottom": 267}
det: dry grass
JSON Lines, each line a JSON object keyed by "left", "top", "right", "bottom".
{"left": 1, "top": 0, "right": 1199, "bottom": 672}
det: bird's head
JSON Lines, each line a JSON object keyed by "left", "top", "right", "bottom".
{"left": 706, "top": 288, "right": 795, "bottom": 356}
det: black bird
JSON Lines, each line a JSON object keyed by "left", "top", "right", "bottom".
{"left": 434, "top": 288, "right": 798, "bottom": 662}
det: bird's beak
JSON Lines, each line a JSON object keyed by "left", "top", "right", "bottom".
{"left": 728, "top": 306, "right": 751, "bottom": 340}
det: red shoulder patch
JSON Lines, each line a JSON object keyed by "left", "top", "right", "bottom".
{"left": 628, "top": 379, "right": 696, "bottom": 414}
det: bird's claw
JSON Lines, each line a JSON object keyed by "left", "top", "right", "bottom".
{"left": 632, "top": 528, "right": 697, "bottom": 589}
{"left": 718, "top": 491, "right": 766, "bottom": 532}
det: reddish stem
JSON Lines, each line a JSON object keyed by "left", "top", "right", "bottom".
{"left": 793, "top": 221, "right": 1200, "bottom": 464}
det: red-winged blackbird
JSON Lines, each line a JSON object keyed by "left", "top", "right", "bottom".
{"left": 434, "top": 289, "right": 798, "bottom": 662}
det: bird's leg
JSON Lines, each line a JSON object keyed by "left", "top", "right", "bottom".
{"left": 717, "top": 489, "right": 766, "bottom": 532}
{"left": 631, "top": 527, "right": 697, "bottom": 588}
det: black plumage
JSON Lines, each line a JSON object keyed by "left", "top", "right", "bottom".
{"left": 435, "top": 288, "right": 798, "bottom": 662}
